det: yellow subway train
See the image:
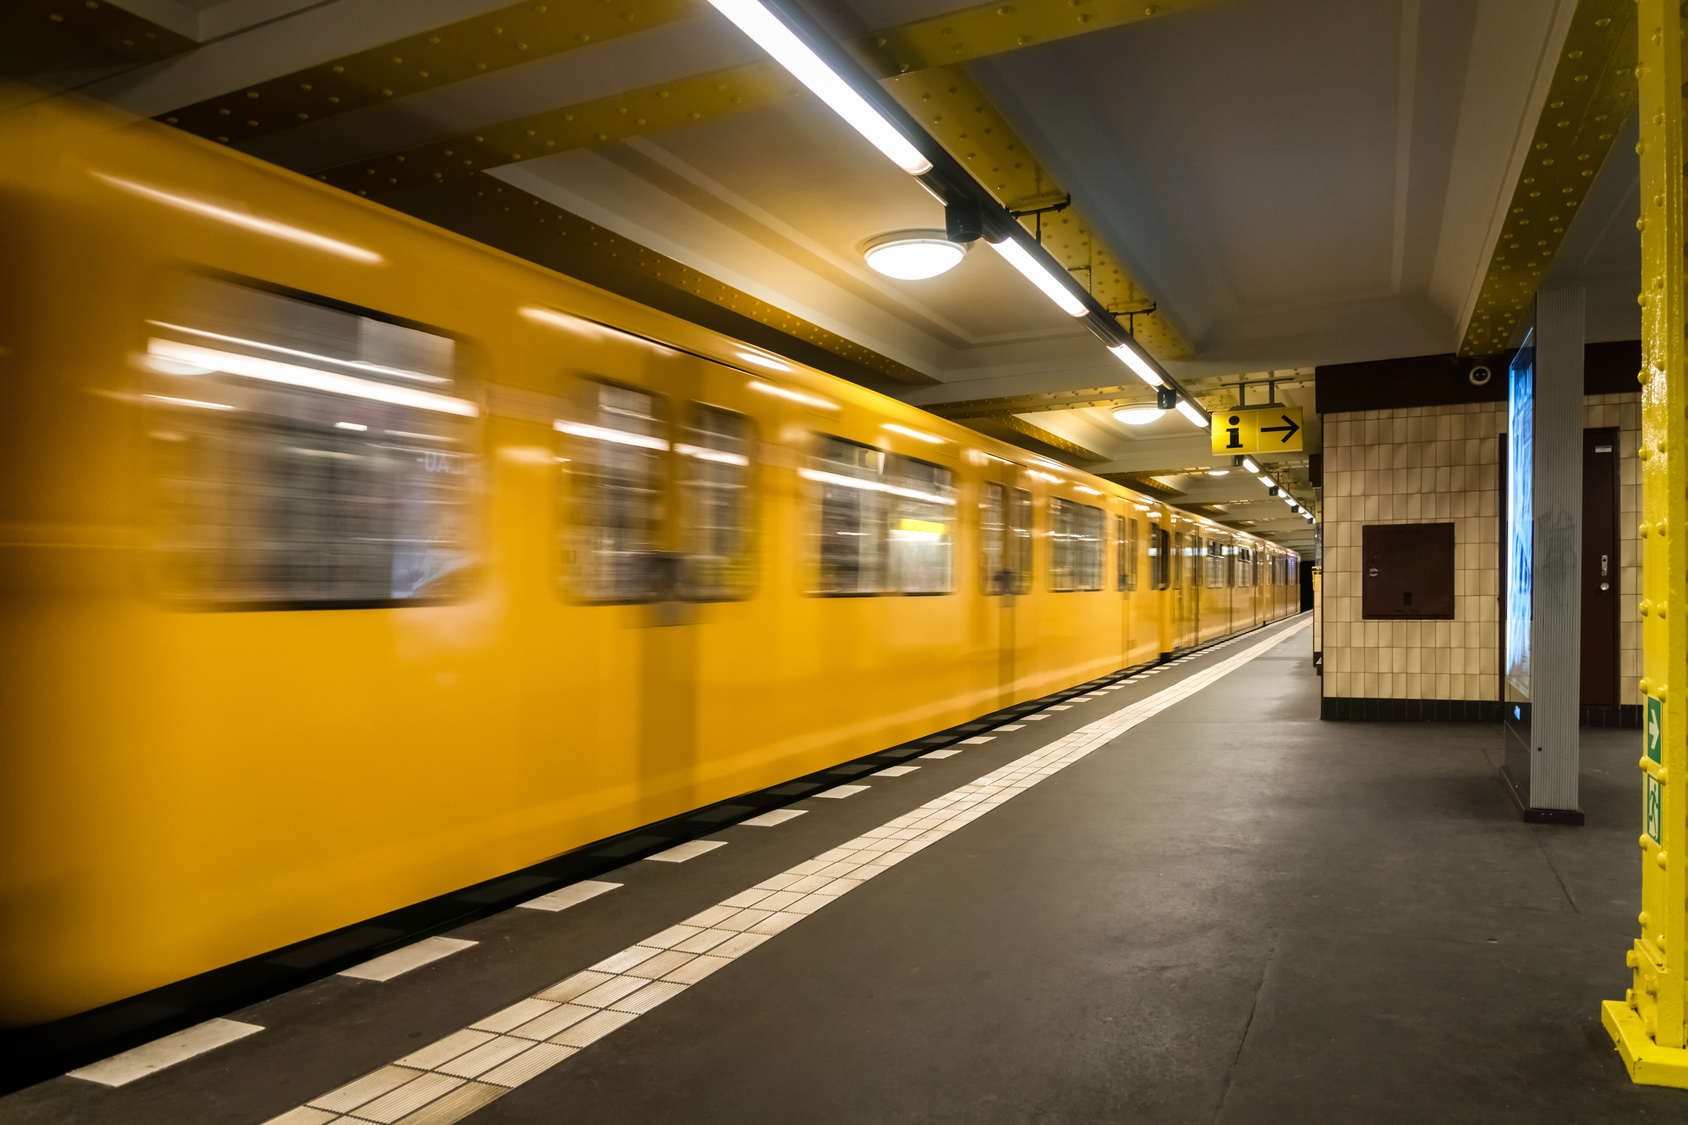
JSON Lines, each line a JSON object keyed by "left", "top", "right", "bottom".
{"left": 0, "top": 92, "right": 1299, "bottom": 1029}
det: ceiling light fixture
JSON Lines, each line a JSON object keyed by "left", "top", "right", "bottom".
{"left": 1174, "top": 399, "right": 1207, "bottom": 427}
{"left": 1112, "top": 407, "right": 1162, "bottom": 426}
{"left": 1108, "top": 342, "right": 1164, "bottom": 386}
{"left": 1241, "top": 457, "right": 1259, "bottom": 473}
{"left": 1207, "top": 469, "right": 1230, "bottom": 476}
{"left": 987, "top": 233, "right": 1087, "bottom": 316}
{"left": 704, "top": 0, "right": 932, "bottom": 175}
{"left": 862, "top": 230, "right": 967, "bottom": 280}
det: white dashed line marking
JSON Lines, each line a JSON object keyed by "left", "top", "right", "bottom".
{"left": 645, "top": 840, "right": 728, "bottom": 863}
{"left": 518, "top": 881, "right": 621, "bottom": 913}
{"left": 740, "top": 809, "right": 807, "bottom": 827}
{"left": 69, "top": 1018, "right": 263, "bottom": 1087}
{"left": 813, "top": 784, "right": 870, "bottom": 799}
{"left": 340, "top": 937, "right": 478, "bottom": 982}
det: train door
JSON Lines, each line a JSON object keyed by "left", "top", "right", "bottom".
{"left": 980, "top": 478, "right": 1031, "bottom": 704}
{"left": 982, "top": 477, "right": 1034, "bottom": 701}
{"left": 557, "top": 354, "right": 761, "bottom": 822}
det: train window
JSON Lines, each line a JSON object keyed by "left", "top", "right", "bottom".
{"left": 1205, "top": 540, "right": 1224, "bottom": 589}
{"left": 812, "top": 436, "right": 883, "bottom": 595}
{"left": 146, "top": 275, "right": 476, "bottom": 608}
{"left": 981, "top": 482, "right": 1007, "bottom": 594}
{"left": 1008, "top": 487, "right": 1033, "bottom": 594}
{"left": 1170, "top": 531, "right": 1182, "bottom": 589}
{"left": 679, "top": 404, "right": 753, "bottom": 600}
{"left": 561, "top": 382, "right": 668, "bottom": 601}
{"left": 885, "top": 454, "right": 954, "bottom": 594}
{"left": 1116, "top": 514, "right": 1138, "bottom": 591}
{"left": 1148, "top": 521, "right": 1168, "bottom": 590}
{"left": 1050, "top": 498, "right": 1103, "bottom": 591}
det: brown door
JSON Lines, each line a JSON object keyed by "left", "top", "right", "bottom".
{"left": 1581, "top": 427, "right": 1620, "bottom": 708}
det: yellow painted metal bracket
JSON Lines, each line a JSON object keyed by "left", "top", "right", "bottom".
{"left": 884, "top": 64, "right": 1189, "bottom": 358}
{"left": 1605, "top": 0, "right": 1688, "bottom": 1087}
{"left": 1459, "top": 0, "right": 1636, "bottom": 356}
{"left": 159, "top": 0, "right": 699, "bottom": 147}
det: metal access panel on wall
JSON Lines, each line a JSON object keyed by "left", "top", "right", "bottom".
{"left": 1361, "top": 523, "right": 1456, "bottom": 619}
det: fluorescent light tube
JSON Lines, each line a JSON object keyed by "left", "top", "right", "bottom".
{"left": 706, "top": 0, "right": 932, "bottom": 175}
{"left": 988, "top": 236, "right": 1087, "bottom": 316}
{"left": 1174, "top": 398, "right": 1207, "bottom": 427}
{"left": 1241, "top": 457, "right": 1259, "bottom": 473}
{"left": 1108, "top": 342, "right": 1164, "bottom": 386}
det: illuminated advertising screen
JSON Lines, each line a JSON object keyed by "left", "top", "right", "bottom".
{"left": 1505, "top": 331, "right": 1534, "bottom": 701}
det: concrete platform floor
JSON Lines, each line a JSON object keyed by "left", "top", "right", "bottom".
{"left": 3, "top": 614, "right": 1680, "bottom": 1123}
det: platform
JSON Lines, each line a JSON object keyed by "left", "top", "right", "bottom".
{"left": 0, "top": 614, "right": 1671, "bottom": 1124}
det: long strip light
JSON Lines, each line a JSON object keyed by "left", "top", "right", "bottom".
{"left": 146, "top": 339, "right": 477, "bottom": 416}
{"left": 96, "top": 174, "right": 383, "bottom": 264}
{"left": 988, "top": 235, "right": 1087, "bottom": 316}
{"left": 705, "top": 0, "right": 931, "bottom": 175}
{"left": 1108, "top": 342, "right": 1164, "bottom": 386}
{"left": 1174, "top": 399, "right": 1207, "bottom": 427}
{"left": 1241, "top": 457, "right": 1259, "bottom": 473}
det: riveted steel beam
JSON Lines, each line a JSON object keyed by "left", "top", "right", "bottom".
{"left": 1601, "top": 0, "right": 1688, "bottom": 1088}
{"left": 312, "top": 61, "right": 798, "bottom": 195}
{"left": 857, "top": 0, "right": 1222, "bottom": 75}
{"left": 17, "top": 0, "right": 195, "bottom": 63}
{"left": 1458, "top": 0, "right": 1636, "bottom": 356}
{"left": 158, "top": 0, "right": 698, "bottom": 147}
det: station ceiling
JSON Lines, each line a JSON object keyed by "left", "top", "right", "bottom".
{"left": 6, "top": 0, "right": 1646, "bottom": 554}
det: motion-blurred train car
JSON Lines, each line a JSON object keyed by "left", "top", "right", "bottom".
{"left": 0, "top": 91, "right": 1298, "bottom": 1029}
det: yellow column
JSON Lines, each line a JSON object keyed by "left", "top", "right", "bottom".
{"left": 1603, "top": 0, "right": 1688, "bottom": 1087}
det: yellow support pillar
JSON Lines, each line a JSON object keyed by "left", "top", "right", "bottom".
{"left": 1603, "top": 0, "right": 1688, "bottom": 1087}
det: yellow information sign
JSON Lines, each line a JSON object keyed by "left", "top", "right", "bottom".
{"left": 1211, "top": 406, "right": 1304, "bottom": 456}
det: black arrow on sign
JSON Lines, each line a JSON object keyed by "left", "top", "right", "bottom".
{"left": 1261, "top": 413, "right": 1300, "bottom": 444}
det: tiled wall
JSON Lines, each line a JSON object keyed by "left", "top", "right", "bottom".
{"left": 1319, "top": 394, "right": 1638, "bottom": 704}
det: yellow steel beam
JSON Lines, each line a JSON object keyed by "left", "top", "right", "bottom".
{"left": 314, "top": 61, "right": 797, "bottom": 194}
{"left": 858, "top": 0, "right": 1225, "bottom": 75}
{"left": 883, "top": 65, "right": 1189, "bottom": 358}
{"left": 1458, "top": 0, "right": 1636, "bottom": 356}
{"left": 160, "top": 0, "right": 699, "bottom": 147}
{"left": 1602, "top": 0, "right": 1688, "bottom": 1088}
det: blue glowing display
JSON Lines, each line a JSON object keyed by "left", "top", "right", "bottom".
{"left": 1505, "top": 332, "right": 1534, "bottom": 701}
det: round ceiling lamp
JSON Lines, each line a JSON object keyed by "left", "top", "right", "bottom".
{"left": 1206, "top": 469, "right": 1230, "bottom": 476}
{"left": 1112, "top": 407, "right": 1162, "bottom": 425}
{"left": 862, "top": 230, "right": 968, "bottom": 280}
